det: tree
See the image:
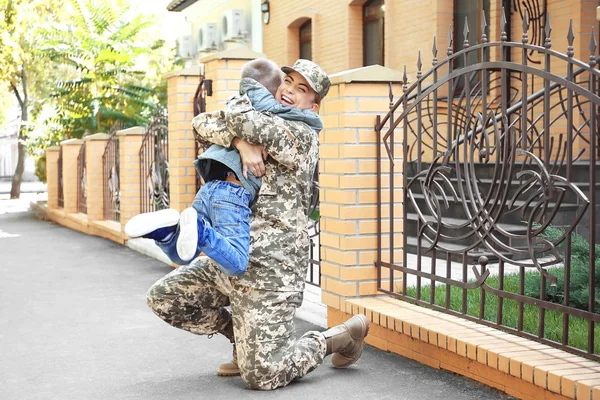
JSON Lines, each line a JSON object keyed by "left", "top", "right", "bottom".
{"left": 43, "top": 0, "right": 169, "bottom": 137}
{"left": 1, "top": 0, "right": 173, "bottom": 194}
{"left": 0, "top": 0, "right": 64, "bottom": 198}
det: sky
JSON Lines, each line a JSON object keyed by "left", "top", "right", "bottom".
{"left": 134, "top": 0, "right": 187, "bottom": 44}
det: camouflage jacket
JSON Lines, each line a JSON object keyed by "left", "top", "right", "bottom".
{"left": 191, "top": 94, "right": 319, "bottom": 292}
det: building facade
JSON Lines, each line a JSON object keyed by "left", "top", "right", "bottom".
{"left": 262, "top": 0, "right": 598, "bottom": 80}
{"left": 168, "top": 0, "right": 264, "bottom": 64}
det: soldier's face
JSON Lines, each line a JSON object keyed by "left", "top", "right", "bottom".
{"left": 276, "top": 72, "right": 319, "bottom": 112}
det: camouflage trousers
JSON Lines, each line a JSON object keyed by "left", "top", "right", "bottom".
{"left": 146, "top": 257, "right": 327, "bottom": 390}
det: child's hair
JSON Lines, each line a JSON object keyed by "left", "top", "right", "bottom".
{"left": 241, "top": 58, "right": 283, "bottom": 96}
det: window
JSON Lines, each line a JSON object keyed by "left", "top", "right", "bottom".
{"left": 452, "top": 0, "right": 490, "bottom": 93}
{"left": 453, "top": 0, "right": 490, "bottom": 68}
{"left": 299, "top": 20, "right": 312, "bottom": 60}
{"left": 363, "top": 0, "right": 384, "bottom": 66}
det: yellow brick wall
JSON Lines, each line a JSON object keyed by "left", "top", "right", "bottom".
{"left": 60, "top": 139, "right": 83, "bottom": 214}
{"left": 84, "top": 133, "right": 111, "bottom": 222}
{"left": 319, "top": 67, "right": 404, "bottom": 311}
{"left": 45, "top": 146, "right": 61, "bottom": 210}
{"left": 263, "top": 0, "right": 594, "bottom": 85}
{"left": 166, "top": 69, "right": 202, "bottom": 211}
{"left": 263, "top": 0, "right": 451, "bottom": 81}
{"left": 117, "top": 127, "right": 145, "bottom": 227}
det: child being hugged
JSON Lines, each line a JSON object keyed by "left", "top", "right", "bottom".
{"left": 125, "top": 58, "right": 323, "bottom": 276}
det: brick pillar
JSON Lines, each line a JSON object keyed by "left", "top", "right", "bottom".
{"left": 118, "top": 127, "right": 145, "bottom": 228}
{"left": 166, "top": 67, "right": 200, "bottom": 212}
{"left": 45, "top": 146, "right": 61, "bottom": 209}
{"left": 84, "top": 133, "right": 111, "bottom": 221}
{"left": 60, "top": 139, "right": 83, "bottom": 214}
{"left": 319, "top": 65, "right": 404, "bottom": 320}
{"left": 165, "top": 48, "right": 267, "bottom": 212}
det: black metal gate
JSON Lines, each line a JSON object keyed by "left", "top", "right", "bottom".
{"left": 77, "top": 141, "right": 86, "bottom": 214}
{"left": 307, "top": 170, "right": 321, "bottom": 287}
{"left": 57, "top": 146, "right": 64, "bottom": 208}
{"left": 103, "top": 127, "right": 120, "bottom": 222}
{"left": 376, "top": 10, "right": 599, "bottom": 360}
{"left": 139, "top": 111, "right": 169, "bottom": 213}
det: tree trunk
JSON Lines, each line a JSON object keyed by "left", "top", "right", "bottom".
{"left": 10, "top": 127, "right": 26, "bottom": 199}
{"left": 10, "top": 67, "right": 29, "bottom": 199}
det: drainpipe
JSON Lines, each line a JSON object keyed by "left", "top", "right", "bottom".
{"left": 251, "top": 0, "right": 263, "bottom": 54}
{"left": 597, "top": 3, "right": 600, "bottom": 58}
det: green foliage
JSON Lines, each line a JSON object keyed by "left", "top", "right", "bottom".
{"left": 41, "top": 0, "right": 170, "bottom": 138}
{"left": 523, "top": 226, "right": 600, "bottom": 313}
{"left": 1, "top": 0, "right": 177, "bottom": 183}
{"left": 404, "top": 226, "right": 600, "bottom": 355}
{"left": 25, "top": 122, "right": 63, "bottom": 183}
{"left": 405, "top": 273, "right": 600, "bottom": 355}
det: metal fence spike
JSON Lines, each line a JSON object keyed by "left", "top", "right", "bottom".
{"left": 544, "top": 12, "right": 552, "bottom": 48}
{"left": 481, "top": 10, "right": 488, "bottom": 43}
{"left": 522, "top": 8, "right": 529, "bottom": 44}
{"left": 463, "top": 16, "right": 470, "bottom": 48}
{"left": 567, "top": 19, "right": 575, "bottom": 57}
{"left": 590, "top": 26, "right": 597, "bottom": 66}
{"left": 501, "top": 7, "right": 507, "bottom": 41}
{"left": 447, "top": 25, "right": 454, "bottom": 56}
{"left": 432, "top": 37, "right": 438, "bottom": 65}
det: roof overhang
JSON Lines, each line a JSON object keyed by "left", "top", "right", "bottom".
{"left": 166, "top": 0, "right": 199, "bottom": 12}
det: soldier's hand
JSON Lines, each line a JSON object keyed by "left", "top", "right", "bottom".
{"left": 233, "top": 137, "right": 267, "bottom": 178}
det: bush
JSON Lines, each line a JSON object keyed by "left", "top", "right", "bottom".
{"left": 34, "top": 153, "right": 47, "bottom": 183}
{"left": 524, "top": 225, "right": 600, "bottom": 313}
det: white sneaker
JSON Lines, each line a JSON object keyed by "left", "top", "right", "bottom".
{"left": 176, "top": 207, "right": 199, "bottom": 262}
{"left": 124, "top": 208, "right": 180, "bottom": 240}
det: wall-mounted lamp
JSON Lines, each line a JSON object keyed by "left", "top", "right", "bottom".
{"left": 203, "top": 79, "right": 213, "bottom": 97}
{"left": 261, "top": 0, "right": 270, "bottom": 24}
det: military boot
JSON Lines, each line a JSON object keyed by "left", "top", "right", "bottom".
{"left": 216, "top": 320, "right": 240, "bottom": 377}
{"left": 217, "top": 344, "right": 240, "bottom": 376}
{"left": 323, "top": 314, "right": 369, "bottom": 368}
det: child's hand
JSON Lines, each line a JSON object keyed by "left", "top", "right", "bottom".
{"left": 233, "top": 137, "right": 267, "bottom": 178}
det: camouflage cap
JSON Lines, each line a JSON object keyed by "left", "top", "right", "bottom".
{"left": 281, "top": 59, "right": 331, "bottom": 100}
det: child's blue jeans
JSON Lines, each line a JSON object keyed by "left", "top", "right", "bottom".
{"left": 157, "top": 180, "right": 251, "bottom": 276}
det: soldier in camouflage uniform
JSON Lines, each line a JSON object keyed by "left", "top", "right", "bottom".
{"left": 146, "top": 59, "right": 370, "bottom": 390}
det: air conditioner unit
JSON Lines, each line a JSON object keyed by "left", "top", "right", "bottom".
{"left": 176, "top": 35, "right": 194, "bottom": 59}
{"left": 198, "top": 23, "right": 218, "bottom": 52}
{"left": 222, "top": 9, "right": 246, "bottom": 41}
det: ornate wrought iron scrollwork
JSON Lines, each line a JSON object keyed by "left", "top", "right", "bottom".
{"left": 306, "top": 166, "right": 321, "bottom": 287}
{"left": 103, "top": 124, "right": 121, "bottom": 222}
{"left": 77, "top": 141, "right": 87, "bottom": 214}
{"left": 375, "top": 8, "right": 600, "bottom": 360}
{"left": 140, "top": 111, "right": 169, "bottom": 213}
{"left": 406, "top": 110, "right": 589, "bottom": 283}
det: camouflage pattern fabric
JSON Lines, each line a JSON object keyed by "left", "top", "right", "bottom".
{"left": 147, "top": 94, "right": 326, "bottom": 390}
{"left": 281, "top": 59, "right": 331, "bottom": 99}
{"left": 192, "top": 93, "right": 319, "bottom": 293}
{"left": 147, "top": 258, "right": 327, "bottom": 390}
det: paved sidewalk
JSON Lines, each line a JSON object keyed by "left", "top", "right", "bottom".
{"left": 0, "top": 180, "right": 47, "bottom": 196}
{"left": 0, "top": 202, "right": 514, "bottom": 400}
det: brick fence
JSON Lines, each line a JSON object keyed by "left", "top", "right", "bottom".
{"left": 43, "top": 49, "right": 597, "bottom": 400}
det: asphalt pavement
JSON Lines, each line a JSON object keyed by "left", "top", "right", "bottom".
{"left": 0, "top": 199, "right": 515, "bottom": 400}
